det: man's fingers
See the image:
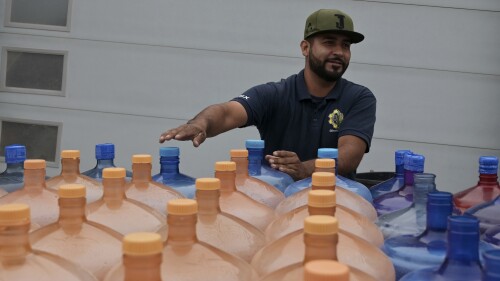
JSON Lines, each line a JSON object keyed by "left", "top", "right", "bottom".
{"left": 159, "top": 124, "right": 206, "bottom": 145}
{"left": 272, "top": 150, "right": 297, "bottom": 157}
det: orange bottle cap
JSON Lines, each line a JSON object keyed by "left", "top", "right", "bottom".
{"left": 24, "top": 159, "right": 46, "bottom": 169}
{"left": 61, "top": 150, "right": 80, "bottom": 159}
{"left": 132, "top": 154, "right": 152, "bottom": 164}
{"left": 230, "top": 149, "right": 248, "bottom": 158}
{"left": 167, "top": 199, "right": 198, "bottom": 215}
{"left": 196, "top": 178, "right": 220, "bottom": 190}
{"left": 312, "top": 172, "right": 335, "bottom": 187}
{"left": 123, "top": 232, "right": 163, "bottom": 256}
{"left": 304, "top": 260, "right": 349, "bottom": 281}
{"left": 0, "top": 204, "right": 30, "bottom": 225}
{"left": 214, "top": 161, "right": 236, "bottom": 172}
{"left": 304, "top": 215, "right": 338, "bottom": 235}
{"left": 315, "top": 158, "right": 335, "bottom": 168}
{"left": 103, "top": 167, "right": 126, "bottom": 178}
{"left": 308, "top": 190, "right": 336, "bottom": 208}
{"left": 59, "top": 184, "right": 86, "bottom": 198}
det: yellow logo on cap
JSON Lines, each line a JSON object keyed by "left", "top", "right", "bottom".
{"left": 328, "top": 109, "right": 344, "bottom": 130}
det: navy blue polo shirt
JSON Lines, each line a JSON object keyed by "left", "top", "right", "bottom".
{"left": 232, "top": 70, "right": 376, "bottom": 162}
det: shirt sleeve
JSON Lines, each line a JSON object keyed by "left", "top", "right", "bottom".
{"left": 231, "top": 82, "right": 282, "bottom": 128}
{"left": 338, "top": 88, "right": 377, "bottom": 153}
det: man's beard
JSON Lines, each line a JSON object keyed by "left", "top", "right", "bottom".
{"left": 309, "top": 50, "right": 348, "bottom": 82}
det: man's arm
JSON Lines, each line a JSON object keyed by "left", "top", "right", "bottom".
{"left": 336, "top": 135, "right": 367, "bottom": 177}
{"left": 159, "top": 101, "right": 247, "bottom": 147}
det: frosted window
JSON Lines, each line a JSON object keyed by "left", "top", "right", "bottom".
{"left": 10, "top": 0, "right": 69, "bottom": 27}
{"left": 5, "top": 50, "right": 65, "bottom": 91}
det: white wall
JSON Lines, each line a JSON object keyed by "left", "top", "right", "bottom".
{"left": 1, "top": 0, "right": 499, "bottom": 192}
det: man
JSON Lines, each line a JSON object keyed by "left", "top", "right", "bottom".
{"left": 159, "top": 9, "right": 376, "bottom": 181}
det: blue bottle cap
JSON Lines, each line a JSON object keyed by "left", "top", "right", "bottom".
{"left": 95, "top": 143, "right": 115, "bottom": 160}
{"left": 4, "top": 144, "right": 26, "bottom": 164}
{"left": 479, "top": 156, "right": 498, "bottom": 175}
{"left": 395, "top": 150, "right": 412, "bottom": 165}
{"left": 483, "top": 249, "right": 500, "bottom": 280}
{"left": 160, "top": 147, "right": 180, "bottom": 157}
{"left": 449, "top": 216, "right": 479, "bottom": 235}
{"left": 427, "top": 191, "right": 453, "bottom": 230}
{"left": 317, "top": 148, "right": 338, "bottom": 159}
{"left": 404, "top": 154, "right": 425, "bottom": 172}
{"left": 245, "top": 140, "right": 264, "bottom": 149}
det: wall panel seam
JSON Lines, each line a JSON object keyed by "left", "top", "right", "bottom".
{"left": 352, "top": 0, "right": 500, "bottom": 12}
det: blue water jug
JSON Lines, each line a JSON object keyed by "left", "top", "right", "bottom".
{"left": 245, "top": 139, "right": 293, "bottom": 193}
{"left": 399, "top": 216, "right": 485, "bottom": 281}
{"left": 377, "top": 173, "right": 436, "bottom": 239}
{"left": 482, "top": 225, "right": 500, "bottom": 248}
{"left": 370, "top": 150, "right": 412, "bottom": 199}
{"left": 152, "top": 147, "right": 196, "bottom": 199}
{"left": 284, "top": 148, "right": 372, "bottom": 203}
{"left": 0, "top": 144, "right": 26, "bottom": 192}
{"left": 373, "top": 153, "right": 426, "bottom": 216}
{"left": 82, "top": 143, "right": 132, "bottom": 182}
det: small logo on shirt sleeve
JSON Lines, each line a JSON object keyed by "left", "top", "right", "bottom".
{"left": 238, "top": 94, "right": 250, "bottom": 100}
{"left": 328, "top": 109, "right": 344, "bottom": 131}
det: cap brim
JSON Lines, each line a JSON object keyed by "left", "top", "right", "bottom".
{"left": 307, "top": 30, "right": 364, "bottom": 44}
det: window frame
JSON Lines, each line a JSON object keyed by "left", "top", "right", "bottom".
{"left": 0, "top": 117, "right": 63, "bottom": 168}
{"left": 0, "top": 46, "right": 68, "bottom": 96}
{"left": 4, "top": 0, "right": 73, "bottom": 32}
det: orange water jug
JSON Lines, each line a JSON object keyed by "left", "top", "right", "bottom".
{"left": 303, "top": 260, "right": 362, "bottom": 281}
{"left": 47, "top": 150, "right": 102, "bottom": 203}
{"left": 87, "top": 167, "right": 165, "bottom": 235}
{"left": 31, "top": 184, "right": 123, "bottom": 280}
{"left": 104, "top": 232, "right": 164, "bottom": 281}
{"left": 265, "top": 175, "right": 383, "bottom": 246}
{"left": 161, "top": 199, "right": 257, "bottom": 280}
{"left": 251, "top": 215, "right": 395, "bottom": 281}
{"left": 214, "top": 161, "right": 275, "bottom": 231}
{"left": 193, "top": 178, "right": 265, "bottom": 262}
{"left": 0, "top": 159, "right": 58, "bottom": 230}
{"left": 276, "top": 168, "right": 377, "bottom": 221}
{"left": 0, "top": 204, "right": 97, "bottom": 281}
{"left": 259, "top": 216, "right": 376, "bottom": 281}
{"left": 125, "top": 154, "right": 183, "bottom": 214}
{"left": 230, "top": 149, "right": 285, "bottom": 208}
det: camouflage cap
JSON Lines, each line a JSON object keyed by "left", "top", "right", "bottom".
{"left": 304, "top": 9, "right": 364, "bottom": 43}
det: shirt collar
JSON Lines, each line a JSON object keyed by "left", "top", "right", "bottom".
{"left": 297, "top": 70, "right": 342, "bottom": 101}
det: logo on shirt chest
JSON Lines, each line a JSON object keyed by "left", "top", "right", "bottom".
{"left": 328, "top": 109, "right": 344, "bottom": 132}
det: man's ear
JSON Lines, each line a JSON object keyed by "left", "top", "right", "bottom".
{"left": 300, "top": 40, "right": 310, "bottom": 57}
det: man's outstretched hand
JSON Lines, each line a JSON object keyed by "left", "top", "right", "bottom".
{"left": 159, "top": 123, "right": 207, "bottom": 147}
{"left": 265, "top": 150, "right": 313, "bottom": 181}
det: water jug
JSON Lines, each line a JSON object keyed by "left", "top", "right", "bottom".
{"left": 0, "top": 144, "right": 26, "bottom": 193}
{"left": 245, "top": 139, "right": 294, "bottom": 192}
{"left": 125, "top": 154, "right": 183, "bottom": 215}
{"left": 152, "top": 147, "right": 196, "bottom": 198}
{"left": 82, "top": 143, "right": 132, "bottom": 182}
{"left": 370, "top": 150, "right": 412, "bottom": 199}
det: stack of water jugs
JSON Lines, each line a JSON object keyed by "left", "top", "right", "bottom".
{"left": 0, "top": 142, "right": 498, "bottom": 281}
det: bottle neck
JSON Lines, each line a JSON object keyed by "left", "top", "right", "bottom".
{"left": 96, "top": 159, "right": 115, "bottom": 169}
{"left": 102, "top": 178, "right": 126, "bottom": 206}
{"left": 231, "top": 157, "right": 249, "bottom": 176}
{"left": 404, "top": 170, "right": 417, "bottom": 187}
{"left": 196, "top": 190, "right": 221, "bottom": 215}
{"left": 23, "top": 169, "right": 46, "bottom": 191}
{"left": 4, "top": 162, "right": 24, "bottom": 174}
{"left": 159, "top": 157, "right": 180, "bottom": 178}
{"left": 478, "top": 174, "right": 499, "bottom": 186}
{"left": 311, "top": 184, "right": 334, "bottom": 192}
{"left": 0, "top": 223, "right": 32, "bottom": 264}
{"left": 303, "top": 233, "right": 338, "bottom": 263}
{"left": 132, "top": 163, "right": 152, "bottom": 183}
{"left": 308, "top": 206, "right": 336, "bottom": 217}
{"left": 247, "top": 148, "right": 263, "bottom": 176}
{"left": 61, "top": 158, "right": 81, "bottom": 176}
{"left": 214, "top": 171, "right": 237, "bottom": 192}
{"left": 395, "top": 164, "right": 405, "bottom": 177}
{"left": 446, "top": 226, "right": 480, "bottom": 263}
{"left": 166, "top": 214, "right": 198, "bottom": 246}
{"left": 58, "top": 198, "right": 86, "bottom": 233}
{"left": 414, "top": 178, "right": 435, "bottom": 209}
{"left": 123, "top": 253, "right": 163, "bottom": 281}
